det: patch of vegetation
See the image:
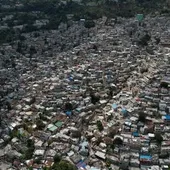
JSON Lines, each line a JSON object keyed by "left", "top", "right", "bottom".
{"left": 97, "top": 120, "right": 104, "bottom": 131}
{"left": 138, "top": 34, "right": 151, "bottom": 46}
{"left": 0, "top": 29, "right": 16, "bottom": 44}
{"left": 22, "top": 147, "right": 34, "bottom": 160}
{"left": 57, "top": 160, "right": 76, "bottom": 170}
{"left": 155, "top": 132, "right": 163, "bottom": 145}
{"left": 96, "top": 136, "right": 103, "bottom": 146}
{"left": 52, "top": 155, "right": 76, "bottom": 170}
{"left": 34, "top": 157, "right": 42, "bottom": 164}
{"left": 36, "top": 119, "right": 45, "bottom": 130}
{"left": 107, "top": 114, "right": 113, "bottom": 122}
{"left": 0, "top": 0, "right": 169, "bottom": 45}
{"left": 113, "top": 137, "right": 123, "bottom": 145}
{"left": 84, "top": 20, "right": 95, "bottom": 29}
{"left": 138, "top": 112, "right": 146, "bottom": 123}
{"left": 54, "top": 154, "right": 61, "bottom": 164}
{"left": 20, "top": 139, "right": 35, "bottom": 160}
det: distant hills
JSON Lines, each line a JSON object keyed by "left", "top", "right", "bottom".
{"left": 0, "top": 0, "right": 170, "bottom": 44}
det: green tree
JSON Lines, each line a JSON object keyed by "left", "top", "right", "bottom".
{"left": 58, "top": 161, "right": 68, "bottom": 170}
{"left": 16, "top": 42, "right": 22, "bottom": 53}
{"left": 30, "top": 45, "right": 37, "bottom": 55}
{"left": 19, "top": 35, "right": 26, "bottom": 41}
{"left": 23, "top": 24, "right": 37, "bottom": 33}
{"left": 27, "top": 139, "right": 34, "bottom": 148}
{"left": 97, "top": 120, "right": 104, "bottom": 131}
{"left": 113, "top": 137, "right": 123, "bottom": 145}
{"left": 23, "top": 147, "right": 34, "bottom": 160}
{"left": 34, "top": 157, "right": 41, "bottom": 164}
{"left": 36, "top": 119, "right": 45, "bottom": 130}
{"left": 52, "top": 161, "right": 76, "bottom": 170}
{"left": 59, "top": 161, "right": 76, "bottom": 170}
{"left": 96, "top": 137, "right": 102, "bottom": 146}
{"left": 138, "top": 112, "right": 146, "bottom": 123}
{"left": 84, "top": 20, "right": 95, "bottom": 29}
{"left": 108, "top": 127, "right": 117, "bottom": 138}
{"left": 53, "top": 154, "right": 61, "bottom": 163}
{"left": 155, "top": 133, "right": 163, "bottom": 145}
{"left": 138, "top": 34, "right": 151, "bottom": 46}
{"left": 155, "top": 37, "right": 160, "bottom": 44}
{"left": 39, "top": 113, "right": 48, "bottom": 121}
{"left": 46, "top": 16, "right": 61, "bottom": 29}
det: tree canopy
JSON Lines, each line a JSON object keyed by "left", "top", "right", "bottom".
{"left": 155, "top": 132, "right": 163, "bottom": 145}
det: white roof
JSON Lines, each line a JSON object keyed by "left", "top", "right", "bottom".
{"left": 47, "top": 124, "right": 54, "bottom": 129}
{"left": 130, "top": 117, "right": 138, "bottom": 121}
{"left": 124, "top": 121, "right": 132, "bottom": 126}
{"left": 148, "top": 133, "right": 155, "bottom": 138}
{"left": 34, "top": 149, "right": 45, "bottom": 156}
{"left": 95, "top": 151, "right": 106, "bottom": 159}
{"left": 100, "top": 100, "right": 107, "bottom": 104}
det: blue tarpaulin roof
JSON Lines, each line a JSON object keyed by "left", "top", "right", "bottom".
{"left": 66, "top": 111, "right": 72, "bottom": 116}
{"left": 68, "top": 76, "right": 74, "bottom": 81}
{"left": 121, "top": 108, "right": 128, "bottom": 116}
{"left": 107, "top": 75, "right": 111, "bottom": 79}
{"left": 76, "top": 160, "right": 86, "bottom": 168}
{"left": 112, "top": 104, "right": 117, "bottom": 109}
{"left": 140, "top": 155, "right": 152, "bottom": 160}
{"left": 121, "top": 108, "right": 127, "bottom": 112}
{"left": 165, "top": 115, "right": 170, "bottom": 120}
{"left": 132, "top": 132, "right": 139, "bottom": 137}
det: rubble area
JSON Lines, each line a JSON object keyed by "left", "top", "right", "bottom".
{"left": 0, "top": 16, "right": 170, "bottom": 170}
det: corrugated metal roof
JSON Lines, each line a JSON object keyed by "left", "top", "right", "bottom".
{"left": 140, "top": 155, "right": 152, "bottom": 160}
